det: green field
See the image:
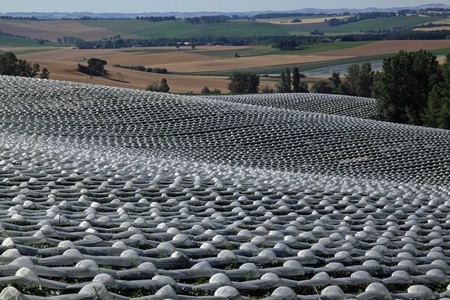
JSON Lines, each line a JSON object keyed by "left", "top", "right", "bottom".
{"left": 11, "top": 48, "right": 60, "bottom": 55}
{"left": 277, "top": 14, "right": 339, "bottom": 20}
{"left": 430, "top": 48, "right": 450, "bottom": 56}
{"left": 332, "top": 16, "right": 446, "bottom": 32}
{"left": 79, "top": 19, "right": 156, "bottom": 35}
{"left": 96, "top": 16, "right": 447, "bottom": 39}
{"left": 134, "top": 20, "right": 300, "bottom": 38}
{"left": 194, "top": 41, "right": 374, "bottom": 58}
{"left": 0, "top": 35, "right": 46, "bottom": 47}
{"left": 80, "top": 19, "right": 314, "bottom": 39}
{"left": 193, "top": 54, "right": 393, "bottom": 76}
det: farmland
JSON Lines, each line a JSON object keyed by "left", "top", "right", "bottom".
{"left": 0, "top": 76, "right": 450, "bottom": 299}
{"left": 0, "top": 12, "right": 449, "bottom": 93}
{"left": 1, "top": 7, "right": 450, "bottom": 299}
{"left": 0, "top": 13, "right": 448, "bottom": 43}
{"left": 1, "top": 39, "right": 447, "bottom": 93}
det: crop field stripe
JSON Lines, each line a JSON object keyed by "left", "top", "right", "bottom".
{"left": 195, "top": 42, "right": 375, "bottom": 58}
{"left": 129, "top": 20, "right": 311, "bottom": 39}
{"left": 333, "top": 16, "right": 447, "bottom": 32}
{"left": 11, "top": 48, "right": 61, "bottom": 55}
{"left": 78, "top": 19, "right": 158, "bottom": 35}
{"left": 0, "top": 35, "right": 45, "bottom": 47}
{"left": 191, "top": 54, "right": 392, "bottom": 76}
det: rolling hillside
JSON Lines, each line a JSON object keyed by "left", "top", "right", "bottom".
{"left": 0, "top": 14, "right": 448, "bottom": 44}
{"left": 0, "top": 76, "right": 449, "bottom": 299}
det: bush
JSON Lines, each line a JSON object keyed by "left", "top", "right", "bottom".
{"left": 78, "top": 57, "right": 107, "bottom": 77}
{"left": 228, "top": 71, "right": 260, "bottom": 94}
{"left": 373, "top": 49, "right": 440, "bottom": 125}
{"left": 87, "top": 58, "right": 107, "bottom": 75}
{"left": 0, "top": 52, "right": 40, "bottom": 77}
{"left": 146, "top": 78, "right": 170, "bottom": 93}
{"left": 77, "top": 64, "right": 104, "bottom": 76}
{"left": 261, "top": 86, "right": 275, "bottom": 93}
{"left": 201, "top": 86, "right": 211, "bottom": 94}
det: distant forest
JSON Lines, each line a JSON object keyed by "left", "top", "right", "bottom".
{"left": 54, "top": 28, "right": 450, "bottom": 50}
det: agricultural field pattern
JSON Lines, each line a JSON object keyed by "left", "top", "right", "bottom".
{"left": 0, "top": 75, "right": 450, "bottom": 299}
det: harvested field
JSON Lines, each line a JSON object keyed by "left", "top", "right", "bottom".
{"left": 0, "top": 76, "right": 450, "bottom": 299}
{"left": 150, "top": 54, "right": 353, "bottom": 73}
{"left": 10, "top": 41, "right": 450, "bottom": 93}
{"left": 11, "top": 46, "right": 346, "bottom": 92}
{"left": 16, "top": 47, "right": 128, "bottom": 62}
{"left": 30, "top": 60, "right": 234, "bottom": 93}
{"left": 107, "top": 52, "right": 218, "bottom": 68}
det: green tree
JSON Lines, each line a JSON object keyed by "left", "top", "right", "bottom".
{"left": 159, "top": 78, "right": 170, "bottom": 93}
{"left": 292, "top": 67, "right": 300, "bottom": 92}
{"left": 284, "top": 68, "right": 292, "bottom": 93}
{"left": 228, "top": 72, "right": 260, "bottom": 94}
{"left": 87, "top": 58, "right": 107, "bottom": 75}
{"left": 276, "top": 71, "right": 287, "bottom": 93}
{"left": 292, "top": 67, "right": 308, "bottom": 93}
{"left": 423, "top": 54, "right": 450, "bottom": 128}
{"left": 0, "top": 52, "right": 19, "bottom": 75}
{"left": 261, "top": 85, "right": 275, "bottom": 93}
{"left": 328, "top": 72, "right": 342, "bottom": 91}
{"left": 311, "top": 80, "right": 334, "bottom": 94}
{"left": 0, "top": 52, "right": 40, "bottom": 77}
{"left": 373, "top": 50, "right": 441, "bottom": 125}
{"left": 338, "top": 63, "right": 374, "bottom": 97}
{"left": 114, "top": 39, "right": 125, "bottom": 48}
{"left": 275, "top": 70, "right": 291, "bottom": 93}
{"left": 146, "top": 78, "right": 170, "bottom": 93}
{"left": 201, "top": 86, "right": 211, "bottom": 94}
{"left": 39, "top": 67, "right": 50, "bottom": 79}
{"left": 247, "top": 73, "right": 260, "bottom": 94}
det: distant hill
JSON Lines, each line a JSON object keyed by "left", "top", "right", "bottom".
{"left": 0, "top": 4, "right": 449, "bottom": 19}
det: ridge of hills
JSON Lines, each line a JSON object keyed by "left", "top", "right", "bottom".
{"left": 1, "top": 4, "right": 449, "bottom": 19}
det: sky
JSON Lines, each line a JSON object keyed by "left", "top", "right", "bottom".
{"left": 1, "top": 0, "right": 449, "bottom": 13}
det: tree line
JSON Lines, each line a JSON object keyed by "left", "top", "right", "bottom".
{"left": 253, "top": 13, "right": 330, "bottom": 19}
{"left": 398, "top": 8, "right": 450, "bottom": 17}
{"left": 185, "top": 15, "right": 232, "bottom": 24}
{"left": 0, "top": 52, "right": 49, "bottom": 79}
{"left": 112, "top": 64, "right": 168, "bottom": 74}
{"left": 228, "top": 49, "right": 450, "bottom": 130}
{"left": 0, "top": 16, "right": 37, "bottom": 20}
{"left": 327, "top": 12, "right": 396, "bottom": 26}
{"left": 55, "top": 35, "right": 309, "bottom": 48}
{"left": 374, "top": 50, "right": 450, "bottom": 129}
{"left": 54, "top": 29, "right": 450, "bottom": 49}
{"left": 136, "top": 16, "right": 177, "bottom": 22}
